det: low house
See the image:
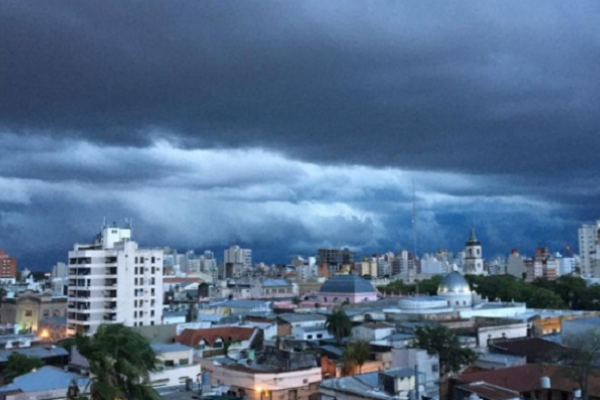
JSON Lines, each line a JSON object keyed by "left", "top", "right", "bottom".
{"left": 250, "top": 279, "right": 298, "bottom": 299}
{"left": 175, "top": 326, "right": 258, "bottom": 358}
{"left": 381, "top": 333, "right": 415, "bottom": 348}
{"left": 150, "top": 343, "right": 201, "bottom": 388}
{"left": 0, "top": 346, "right": 69, "bottom": 372}
{"left": 457, "top": 364, "right": 600, "bottom": 400}
{"left": 320, "top": 344, "right": 393, "bottom": 379}
{"left": 319, "top": 369, "right": 417, "bottom": 400}
{"left": 0, "top": 366, "right": 90, "bottom": 400}
{"left": 276, "top": 313, "right": 327, "bottom": 337}
{"left": 391, "top": 348, "right": 439, "bottom": 398}
{"left": 454, "top": 381, "right": 521, "bottom": 400}
{"left": 488, "top": 337, "right": 564, "bottom": 363}
{"left": 198, "top": 347, "right": 322, "bottom": 400}
{"left": 352, "top": 322, "right": 396, "bottom": 342}
{"left": 293, "top": 326, "right": 332, "bottom": 341}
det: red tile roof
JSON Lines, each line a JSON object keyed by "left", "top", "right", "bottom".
{"left": 459, "top": 364, "right": 600, "bottom": 394}
{"left": 175, "top": 327, "right": 256, "bottom": 347}
{"left": 456, "top": 381, "right": 520, "bottom": 400}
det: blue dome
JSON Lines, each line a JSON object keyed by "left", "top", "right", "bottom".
{"left": 319, "top": 274, "right": 376, "bottom": 294}
{"left": 437, "top": 271, "right": 471, "bottom": 294}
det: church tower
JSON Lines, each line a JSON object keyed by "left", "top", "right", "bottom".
{"left": 464, "top": 227, "right": 484, "bottom": 275}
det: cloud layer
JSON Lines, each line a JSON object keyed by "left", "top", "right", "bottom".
{"left": 0, "top": 1, "right": 598, "bottom": 267}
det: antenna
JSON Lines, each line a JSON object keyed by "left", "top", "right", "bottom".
{"left": 102, "top": 217, "right": 106, "bottom": 230}
{"left": 412, "top": 179, "right": 418, "bottom": 258}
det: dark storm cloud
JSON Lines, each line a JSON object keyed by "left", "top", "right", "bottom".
{"left": 2, "top": 1, "right": 600, "bottom": 177}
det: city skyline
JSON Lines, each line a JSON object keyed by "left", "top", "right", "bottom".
{"left": 1, "top": 1, "right": 600, "bottom": 268}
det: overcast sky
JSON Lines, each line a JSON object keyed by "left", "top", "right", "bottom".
{"left": 1, "top": 1, "right": 599, "bottom": 268}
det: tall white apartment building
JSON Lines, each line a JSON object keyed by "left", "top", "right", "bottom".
{"left": 578, "top": 220, "right": 600, "bottom": 277}
{"left": 67, "top": 225, "right": 163, "bottom": 336}
{"left": 224, "top": 245, "right": 252, "bottom": 270}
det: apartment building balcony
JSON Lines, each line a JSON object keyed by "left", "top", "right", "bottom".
{"left": 104, "top": 301, "right": 117, "bottom": 310}
{"left": 102, "top": 290, "right": 117, "bottom": 299}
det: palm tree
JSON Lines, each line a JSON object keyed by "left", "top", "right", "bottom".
{"left": 349, "top": 339, "right": 371, "bottom": 373}
{"left": 75, "top": 323, "right": 161, "bottom": 400}
{"left": 341, "top": 340, "right": 371, "bottom": 375}
{"left": 325, "top": 309, "right": 352, "bottom": 345}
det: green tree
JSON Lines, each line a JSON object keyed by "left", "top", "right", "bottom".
{"left": 527, "top": 287, "right": 565, "bottom": 309}
{"left": 412, "top": 325, "right": 477, "bottom": 377}
{"left": 343, "top": 339, "right": 371, "bottom": 374}
{"left": 75, "top": 323, "right": 161, "bottom": 400}
{"left": 3, "top": 353, "right": 44, "bottom": 383}
{"left": 325, "top": 309, "right": 352, "bottom": 345}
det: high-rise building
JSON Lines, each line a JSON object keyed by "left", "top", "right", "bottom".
{"left": 224, "top": 246, "right": 252, "bottom": 270}
{"left": 317, "top": 248, "right": 355, "bottom": 267}
{"left": 463, "top": 228, "right": 484, "bottom": 275}
{"left": 526, "top": 247, "right": 558, "bottom": 282}
{"left": 578, "top": 220, "right": 600, "bottom": 277}
{"left": 0, "top": 250, "right": 17, "bottom": 282}
{"left": 506, "top": 249, "right": 526, "bottom": 279}
{"left": 67, "top": 224, "right": 163, "bottom": 336}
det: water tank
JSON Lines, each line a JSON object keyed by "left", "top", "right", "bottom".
{"left": 540, "top": 376, "right": 551, "bottom": 389}
{"left": 185, "top": 378, "right": 194, "bottom": 391}
{"left": 573, "top": 389, "right": 582, "bottom": 398}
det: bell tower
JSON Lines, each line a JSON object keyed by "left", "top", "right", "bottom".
{"left": 464, "top": 227, "right": 484, "bottom": 275}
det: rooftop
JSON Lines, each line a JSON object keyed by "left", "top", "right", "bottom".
{"left": 0, "top": 366, "right": 89, "bottom": 393}
{"left": 319, "top": 274, "right": 376, "bottom": 294}
{"left": 0, "top": 346, "right": 68, "bottom": 362}
{"left": 261, "top": 279, "right": 291, "bottom": 287}
{"left": 456, "top": 381, "right": 521, "bottom": 400}
{"left": 175, "top": 326, "right": 256, "bottom": 347}
{"left": 151, "top": 342, "right": 192, "bottom": 354}
{"left": 459, "top": 364, "right": 600, "bottom": 394}
{"left": 277, "top": 313, "right": 327, "bottom": 324}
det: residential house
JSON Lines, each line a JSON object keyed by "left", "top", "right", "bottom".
{"left": 175, "top": 326, "right": 257, "bottom": 358}
{"left": 198, "top": 348, "right": 322, "bottom": 400}
{"left": 352, "top": 322, "right": 396, "bottom": 342}
{"left": 150, "top": 343, "right": 201, "bottom": 388}
{"left": 454, "top": 381, "right": 521, "bottom": 400}
{"left": 0, "top": 366, "right": 90, "bottom": 400}
{"left": 457, "top": 364, "right": 600, "bottom": 400}
{"left": 319, "top": 369, "right": 417, "bottom": 400}
{"left": 251, "top": 279, "right": 298, "bottom": 299}
{"left": 276, "top": 313, "right": 328, "bottom": 337}
{"left": 391, "top": 348, "right": 439, "bottom": 398}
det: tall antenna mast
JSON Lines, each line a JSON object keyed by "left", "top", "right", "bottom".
{"left": 412, "top": 179, "right": 418, "bottom": 258}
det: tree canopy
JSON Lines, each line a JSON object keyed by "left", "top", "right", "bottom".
{"left": 379, "top": 273, "right": 600, "bottom": 311}
{"left": 341, "top": 339, "right": 371, "bottom": 374}
{"left": 325, "top": 309, "right": 352, "bottom": 345}
{"left": 412, "top": 325, "right": 477, "bottom": 377}
{"left": 75, "top": 323, "right": 161, "bottom": 400}
{"left": 3, "top": 353, "right": 44, "bottom": 384}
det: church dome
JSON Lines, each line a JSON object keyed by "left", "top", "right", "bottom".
{"left": 437, "top": 271, "right": 471, "bottom": 295}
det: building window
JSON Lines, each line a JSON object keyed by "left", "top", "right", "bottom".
{"left": 25, "top": 310, "right": 33, "bottom": 317}
{"left": 289, "top": 390, "right": 298, "bottom": 400}
{"left": 151, "top": 310, "right": 155, "bottom": 317}
{"left": 134, "top": 311, "right": 137, "bottom": 318}
{"left": 307, "top": 335, "right": 313, "bottom": 339}
{"left": 43, "top": 310, "right": 50, "bottom": 317}
{"left": 151, "top": 257, "right": 155, "bottom": 263}
{"left": 180, "top": 358, "right": 189, "bottom": 366}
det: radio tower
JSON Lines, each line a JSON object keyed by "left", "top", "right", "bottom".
{"left": 412, "top": 179, "right": 418, "bottom": 258}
